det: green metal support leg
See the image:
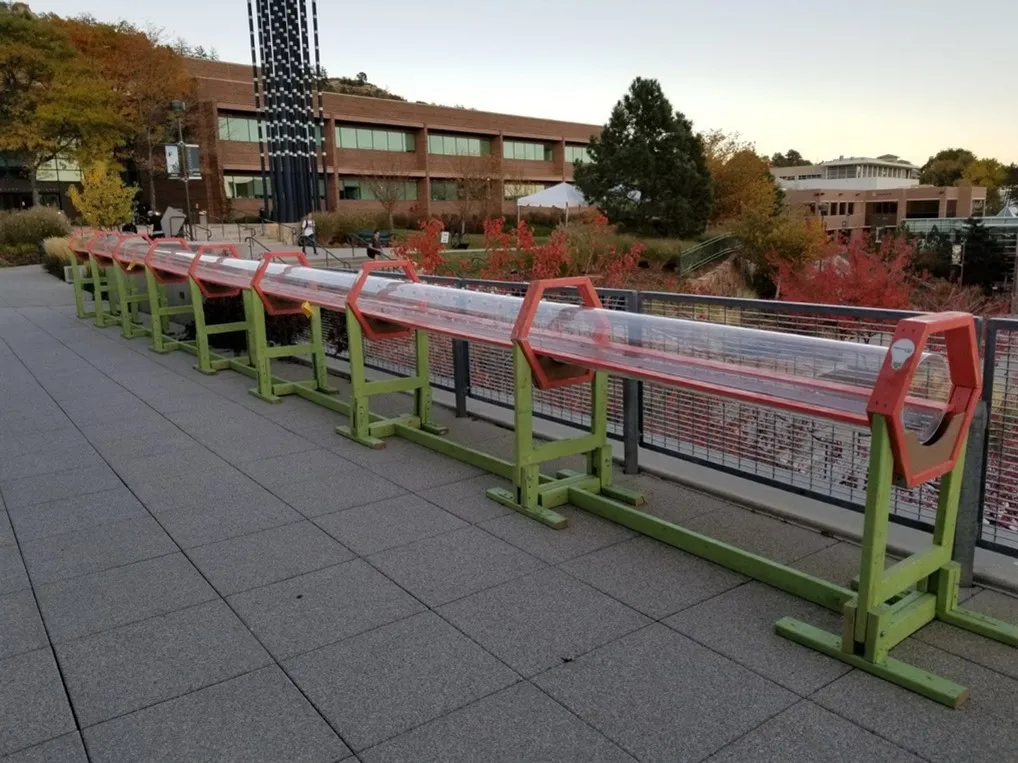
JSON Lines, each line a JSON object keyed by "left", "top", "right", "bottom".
{"left": 70, "top": 258, "right": 97, "bottom": 319}
{"left": 112, "top": 265, "right": 150, "bottom": 339}
{"left": 87, "top": 255, "right": 118, "bottom": 328}
{"left": 144, "top": 268, "right": 193, "bottom": 354}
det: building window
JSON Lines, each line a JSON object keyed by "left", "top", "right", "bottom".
{"left": 218, "top": 115, "right": 261, "bottom": 143}
{"left": 504, "top": 182, "right": 548, "bottom": 200}
{"left": 427, "top": 134, "right": 491, "bottom": 157}
{"left": 565, "top": 145, "right": 591, "bottom": 164}
{"left": 825, "top": 165, "right": 857, "bottom": 180}
{"left": 946, "top": 200, "right": 957, "bottom": 218}
{"left": 847, "top": 202, "right": 855, "bottom": 215}
{"left": 224, "top": 175, "right": 270, "bottom": 199}
{"left": 336, "top": 124, "right": 415, "bottom": 152}
{"left": 429, "top": 179, "right": 464, "bottom": 202}
{"left": 35, "top": 155, "right": 82, "bottom": 183}
{"left": 503, "top": 140, "right": 553, "bottom": 162}
{"left": 871, "top": 201, "right": 898, "bottom": 215}
{"left": 339, "top": 177, "right": 418, "bottom": 201}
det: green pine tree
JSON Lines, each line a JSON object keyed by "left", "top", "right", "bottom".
{"left": 574, "top": 77, "right": 713, "bottom": 237}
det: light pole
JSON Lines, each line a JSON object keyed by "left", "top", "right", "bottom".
{"left": 170, "top": 100, "right": 192, "bottom": 240}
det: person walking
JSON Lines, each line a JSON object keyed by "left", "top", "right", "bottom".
{"left": 367, "top": 229, "right": 383, "bottom": 260}
{"left": 300, "top": 214, "right": 318, "bottom": 256}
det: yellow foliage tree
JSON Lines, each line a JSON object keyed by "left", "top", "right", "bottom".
{"left": 68, "top": 161, "right": 138, "bottom": 229}
{"left": 703, "top": 129, "right": 778, "bottom": 227}
{"left": 960, "top": 158, "right": 1008, "bottom": 213}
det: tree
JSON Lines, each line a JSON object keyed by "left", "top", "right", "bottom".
{"left": 68, "top": 160, "right": 138, "bottom": 228}
{"left": 170, "top": 38, "right": 218, "bottom": 60}
{"left": 447, "top": 152, "right": 503, "bottom": 232}
{"left": 920, "top": 148, "right": 976, "bottom": 186}
{"left": 769, "top": 150, "right": 810, "bottom": 168}
{"left": 959, "top": 217, "right": 1008, "bottom": 293}
{"left": 0, "top": 3, "right": 75, "bottom": 125}
{"left": 1003, "top": 164, "right": 1018, "bottom": 207}
{"left": 362, "top": 157, "right": 414, "bottom": 230}
{"left": 771, "top": 233, "right": 921, "bottom": 309}
{"left": 55, "top": 17, "right": 194, "bottom": 209}
{"left": 960, "top": 157, "right": 1008, "bottom": 213}
{"left": 703, "top": 130, "right": 779, "bottom": 226}
{"left": 574, "top": 77, "right": 713, "bottom": 237}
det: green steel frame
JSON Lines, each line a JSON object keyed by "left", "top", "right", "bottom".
{"left": 69, "top": 258, "right": 101, "bottom": 320}
{"left": 80, "top": 269, "right": 1018, "bottom": 708}
{"left": 110, "top": 263, "right": 150, "bottom": 340}
{"left": 85, "top": 254, "right": 119, "bottom": 328}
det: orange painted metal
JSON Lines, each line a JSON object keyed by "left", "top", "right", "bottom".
{"left": 346, "top": 260, "right": 420, "bottom": 342}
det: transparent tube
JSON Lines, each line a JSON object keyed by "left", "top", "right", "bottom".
{"left": 129, "top": 250, "right": 954, "bottom": 440}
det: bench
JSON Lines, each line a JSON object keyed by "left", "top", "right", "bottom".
{"left": 352, "top": 230, "right": 392, "bottom": 247}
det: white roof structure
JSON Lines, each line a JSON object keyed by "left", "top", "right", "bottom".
{"left": 516, "top": 182, "right": 588, "bottom": 210}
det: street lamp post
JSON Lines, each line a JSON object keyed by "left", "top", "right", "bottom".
{"left": 170, "top": 100, "right": 192, "bottom": 240}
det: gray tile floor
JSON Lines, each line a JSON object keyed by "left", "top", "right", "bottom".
{"left": 1, "top": 265, "right": 1017, "bottom": 761}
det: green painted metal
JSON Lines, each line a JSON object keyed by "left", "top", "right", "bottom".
{"left": 143, "top": 269, "right": 192, "bottom": 355}
{"left": 70, "top": 260, "right": 97, "bottom": 319}
{"left": 87, "top": 254, "right": 119, "bottom": 328}
{"left": 110, "top": 265, "right": 150, "bottom": 339}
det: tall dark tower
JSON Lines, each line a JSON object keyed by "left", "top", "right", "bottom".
{"left": 246, "top": 0, "right": 326, "bottom": 222}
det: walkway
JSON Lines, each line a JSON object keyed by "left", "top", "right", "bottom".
{"left": 1, "top": 265, "right": 1017, "bottom": 762}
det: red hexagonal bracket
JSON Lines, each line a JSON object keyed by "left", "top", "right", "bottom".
{"left": 86, "top": 232, "right": 128, "bottom": 266}
{"left": 511, "top": 276, "right": 606, "bottom": 391}
{"left": 70, "top": 231, "right": 101, "bottom": 265}
{"left": 144, "top": 238, "right": 193, "bottom": 284}
{"left": 251, "top": 251, "right": 310, "bottom": 316}
{"left": 867, "top": 311, "right": 980, "bottom": 488}
{"left": 346, "top": 260, "right": 419, "bottom": 342}
{"left": 189, "top": 244, "right": 243, "bottom": 298}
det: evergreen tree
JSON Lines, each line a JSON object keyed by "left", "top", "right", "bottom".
{"left": 574, "top": 78, "right": 713, "bottom": 237}
{"left": 960, "top": 217, "right": 1008, "bottom": 293}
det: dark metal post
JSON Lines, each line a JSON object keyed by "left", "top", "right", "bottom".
{"left": 453, "top": 339, "right": 471, "bottom": 418}
{"left": 955, "top": 400, "right": 987, "bottom": 587}
{"left": 246, "top": 0, "right": 270, "bottom": 220}
{"left": 622, "top": 290, "right": 641, "bottom": 474}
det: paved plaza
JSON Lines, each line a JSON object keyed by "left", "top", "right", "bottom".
{"left": 1, "top": 265, "right": 1018, "bottom": 762}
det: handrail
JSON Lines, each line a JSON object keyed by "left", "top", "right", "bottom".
{"left": 679, "top": 234, "right": 742, "bottom": 276}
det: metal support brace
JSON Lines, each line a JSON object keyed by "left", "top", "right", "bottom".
{"left": 86, "top": 255, "right": 119, "bottom": 328}
{"left": 776, "top": 414, "right": 1018, "bottom": 708}
{"left": 243, "top": 289, "right": 341, "bottom": 410}
{"left": 111, "top": 265, "right": 150, "bottom": 339}
{"left": 143, "top": 269, "right": 195, "bottom": 354}
{"left": 485, "top": 345, "right": 644, "bottom": 529}
{"left": 70, "top": 259, "right": 99, "bottom": 319}
{"left": 335, "top": 306, "right": 447, "bottom": 449}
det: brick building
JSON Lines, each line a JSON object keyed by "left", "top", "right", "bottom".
{"left": 156, "top": 59, "right": 600, "bottom": 222}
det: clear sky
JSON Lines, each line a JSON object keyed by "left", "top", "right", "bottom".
{"left": 27, "top": 0, "right": 1018, "bottom": 165}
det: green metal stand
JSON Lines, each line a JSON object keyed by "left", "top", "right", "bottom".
{"left": 111, "top": 264, "right": 150, "bottom": 339}
{"left": 484, "top": 345, "right": 643, "bottom": 528}
{"left": 69, "top": 257, "right": 100, "bottom": 320}
{"left": 776, "top": 415, "right": 1018, "bottom": 708}
{"left": 186, "top": 279, "right": 253, "bottom": 375}
{"left": 335, "top": 307, "right": 448, "bottom": 449}
{"left": 243, "top": 290, "right": 346, "bottom": 413}
{"left": 86, "top": 254, "right": 119, "bottom": 328}
{"left": 143, "top": 269, "right": 197, "bottom": 355}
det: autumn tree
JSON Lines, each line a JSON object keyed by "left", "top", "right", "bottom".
{"left": 0, "top": 3, "right": 74, "bottom": 124}
{"left": 920, "top": 148, "right": 976, "bottom": 186}
{"left": 69, "top": 160, "right": 138, "bottom": 228}
{"left": 771, "top": 233, "right": 921, "bottom": 309}
{"left": 703, "top": 130, "right": 779, "bottom": 226}
{"left": 54, "top": 16, "right": 193, "bottom": 209}
{"left": 574, "top": 77, "right": 713, "bottom": 237}
{"left": 769, "top": 150, "right": 811, "bottom": 168}
{"left": 362, "top": 155, "right": 415, "bottom": 230}
{"left": 448, "top": 152, "right": 503, "bottom": 233}
{"left": 959, "top": 157, "right": 1008, "bottom": 213}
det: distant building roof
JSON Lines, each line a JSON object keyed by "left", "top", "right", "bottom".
{"left": 822, "top": 155, "right": 920, "bottom": 170}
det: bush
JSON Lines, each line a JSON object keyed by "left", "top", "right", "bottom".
{"left": 0, "top": 243, "right": 42, "bottom": 267}
{"left": 41, "top": 237, "right": 75, "bottom": 279}
{"left": 311, "top": 212, "right": 383, "bottom": 245}
{"left": 0, "top": 207, "right": 71, "bottom": 249}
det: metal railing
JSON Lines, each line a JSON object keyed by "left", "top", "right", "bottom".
{"left": 679, "top": 234, "right": 742, "bottom": 275}
{"left": 308, "top": 276, "right": 1013, "bottom": 563}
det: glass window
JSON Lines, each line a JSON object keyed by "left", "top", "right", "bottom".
{"left": 566, "top": 145, "right": 590, "bottom": 164}
{"left": 428, "top": 133, "right": 492, "bottom": 156}
{"left": 504, "top": 182, "right": 547, "bottom": 200}
{"left": 847, "top": 202, "right": 855, "bottom": 215}
{"left": 339, "top": 127, "right": 357, "bottom": 148}
{"left": 443, "top": 135, "right": 457, "bottom": 154}
{"left": 428, "top": 134, "right": 442, "bottom": 154}
{"left": 355, "top": 128, "right": 372, "bottom": 150}
{"left": 224, "top": 174, "right": 271, "bottom": 199}
{"left": 504, "top": 140, "right": 553, "bottom": 161}
{"left": 430, "top": 179, "right": 463, "bottom": 201}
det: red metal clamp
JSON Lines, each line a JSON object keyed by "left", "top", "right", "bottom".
{"left": 144, "top": 238, "right": 192, "bottom": 284}
{"left": 189, "top": 243, "right": 243, "bottom": 298}
{"left": 511, "top": 276, "right": 606, "bottom": 391}
{"left": 346, "top": 259, "right": 419, "bottom": 342}
{"left": 251, "top": 251, "right": 311, "bottom": 316}
{"left": 867, "top": 311, "right": 980, "bottom": 487}
{"left": 70, "top": 230, "right": 101, "bottom": 265}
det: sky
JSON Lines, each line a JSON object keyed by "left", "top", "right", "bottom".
{"left": 27, "top": 0, "right": 1018, "bottom": 166}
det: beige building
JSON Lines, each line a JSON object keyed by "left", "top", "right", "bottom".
{"left": 772, "top": 155, "right": 986, "bottom": 233}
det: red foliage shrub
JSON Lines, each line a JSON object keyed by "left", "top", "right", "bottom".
{"left": 393, "top": 217, "right": 445, "bottom": 274}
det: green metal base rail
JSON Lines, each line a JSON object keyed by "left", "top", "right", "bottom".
{"left": 76, "top": 264, "right": 1018, "bottom": 708}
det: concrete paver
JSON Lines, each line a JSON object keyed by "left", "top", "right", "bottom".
{"left": 1, "top": 265, "right": 1017, "bottom": 761}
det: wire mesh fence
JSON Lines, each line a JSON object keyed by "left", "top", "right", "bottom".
{"left": 982, "top": 320, "right": 1018, "bottom": 553}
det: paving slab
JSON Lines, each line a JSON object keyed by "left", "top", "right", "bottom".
{"left": 285, "top": 611, "right": 519, "bottom": 752}
{"left": 0, "top": 445, "right": 106, "bottom": 483}
{"left": 0, "top": 509, "right": 11, "bottom": 546}
{"left": 0, "top": 464, "right": 123, "bottom": 509}
{"left": 6, "top": 488, "right": 148, "bottom": 543}
{"left": 369, "top": 526, "right": 545, "bottom": 607}
{"left": 228, "top": 558, "right": 425, "bottom": 659}
{"left": 109, "top": 444, "right": 231, "bottom": 483}
{"left": 186, "top": 521, "right": 354, "bottom": 596}
{"left": 154, "top": 488, "right": 301, "bottom": 548}
{"left": 681, "top": 505, "right": 839, "bottom": 564}
{"left": 334, "top": 438, "right": 484, "bottom": 491}
{"left": 237, "top": 448, "right": 361, "bottom": 488}
{"left": 0, "top": 428, "right": 88, "bottom": 461}
{"left": 479, "top": 506, "right": 634, "bottom": 564}
{"left": 438, "top": 568, "right": 650, "bottom": 677}
{"left": 82, "top": 666, "right": 350, "bottom": 763}
{"left": 271, "top": 470, "right": 407, "bottom": 518}
{"left": 534, "top": 624, "right": 797, "bottom": 763}
{"left": 360, "top": 682, "right": 633, "bottom": 763}
{"left": 614, "top": 472, "right": 735, "bottom": 525}
{"left": 560, "top": 536, "right": 747, "bottom": 619}
{"left": 0, "top": 544, "right": 30, "bottom": 595}
{"left": 0, "top": 649, "right": 76, "bottom": 758}
{"left": 707, "top": 700, "right": 922, "bottom": 762}
{"left": 19, "top": 514, "right": 176, "bottom": 585}
{"left": 36, "top": 553, "right": 217, "bottom": 643}
{"left": 0, "top": 590, "right": 48, "bottom": 660}
{"left": 127, "top": 468, "right": 261, "bottom": 514}
{"left": 0, "top": 733, "right": 88, "bottom": 763}
{"left": 415, "top": 474, "right": 514, "bottom": 524}
{"left": 813, "top": 639, "right": 1018, "bottom": 762}
{"left": 55, "top": 600, "right": 271, "bottom": 727}
{"left": 314, "top": 493, "right": 467, "bottom": 557}
{"left": 664, "top": 581, "right": 851, "bottom": 695}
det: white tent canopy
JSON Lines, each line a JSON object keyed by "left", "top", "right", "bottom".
{"left": 516, "top": 182, "right": 588, "bottom": 222}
